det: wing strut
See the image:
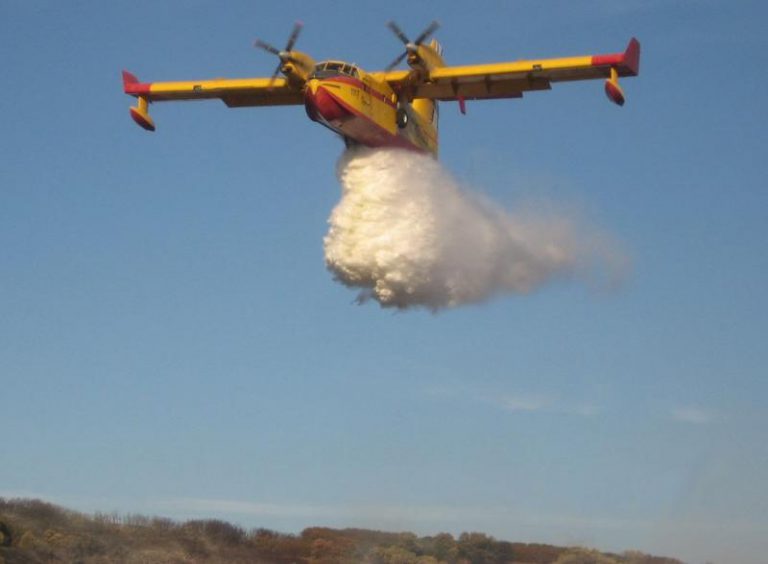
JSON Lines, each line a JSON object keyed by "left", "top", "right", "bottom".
{"left": 604, "top": 67, "right": 625, "bottom": 106}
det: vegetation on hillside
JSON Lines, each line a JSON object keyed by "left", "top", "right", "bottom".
{"left": 0, "top": 498, "right": 683, "bottom": 564}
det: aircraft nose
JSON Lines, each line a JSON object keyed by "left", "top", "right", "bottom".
{"left": 304, "top": 80, "right": 349, "bottom": 123}
{"left": 306, "top": 78, "right": 320, "bottom": 95}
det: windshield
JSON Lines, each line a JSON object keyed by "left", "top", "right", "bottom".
{"left": 310, "top": 61, "right": 359, "bottom": 79}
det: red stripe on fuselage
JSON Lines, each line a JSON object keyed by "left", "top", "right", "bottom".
{"left": 321, "top": 75, "right": 397, "bottom": 108}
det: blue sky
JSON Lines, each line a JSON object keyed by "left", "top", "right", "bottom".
{"left": 1, "top": 1, "right": 767, "bottom": 562}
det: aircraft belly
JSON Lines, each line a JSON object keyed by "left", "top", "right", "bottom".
{"left": 311, "top": 85, "right": 424, "bottom": 152}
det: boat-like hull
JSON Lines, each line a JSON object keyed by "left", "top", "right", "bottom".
{"left": 304, "top": 77, "right": 431, "bottom": 153}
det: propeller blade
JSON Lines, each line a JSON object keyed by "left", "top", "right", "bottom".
{"left": 385, "top": 51, "right": 408, "bottom": 72}
{"left": 387, "top": 21, "right": 410, "bottom": 45}
{"left": 254, "top": 39, "right": 280, "bottom": 56}
{"left": 285, "top": 21, "right": 303, "bottom": 52}
{"left": 414, "top": 20, "right": 440, "bottom": 45}
{"left": 268, "top": 61, "right": 283, "bottom": 88}
{"left": 257, "top": 22, "right": 306, "bottom": 87}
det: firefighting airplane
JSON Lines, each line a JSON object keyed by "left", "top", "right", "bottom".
{"left": 122, "top": 21, "right": 640, "bottom": 155}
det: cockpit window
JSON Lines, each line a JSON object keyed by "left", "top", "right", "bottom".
{"left": 311, "top": 61, "right": 359, "bottom": 79}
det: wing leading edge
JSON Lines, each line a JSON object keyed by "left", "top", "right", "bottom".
{"left": 375, "top": 37, "right": 640, "bottom": 105}
{"left": 122, "top": 37, "right": 639, "bottom": 131}
{"left": 122, "top": 71, "right": 303, "bottom": 130}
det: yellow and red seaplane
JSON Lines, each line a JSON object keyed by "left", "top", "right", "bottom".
{"left": 122, "top": 22, "right": 640, "bottom": 156}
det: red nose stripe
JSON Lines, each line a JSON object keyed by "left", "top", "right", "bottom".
{"left": 306, "top": 86, "right": 350, "bottom": 122}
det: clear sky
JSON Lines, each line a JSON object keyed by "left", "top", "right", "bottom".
{"left": 1, "top": 1, "right": 767, "bottom": 563}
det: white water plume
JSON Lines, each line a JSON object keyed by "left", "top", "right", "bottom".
{"left": 324, "top": 148, "right": 625, "bottom": 310}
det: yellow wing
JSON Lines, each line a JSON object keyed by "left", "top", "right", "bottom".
{"left": 122, "top": 71, "right": 303, "bottom": 130}
{"left": 373, "top": 38, "right": 640, "bottom": 106}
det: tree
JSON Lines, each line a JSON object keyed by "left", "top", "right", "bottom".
{"left": 0, "top": 521, "right": 12, "bottom": 547}
{"left": 432, "top": 532, "right": 458, "bottom": 563}
{"left": 457, "top": 532, "right": 513, "bottom": 563}
{"left": 368, "top": 545, "right": 420, "bottom": 564}
{"left": 554, "top": 547, "right": 621, "bottom": 564}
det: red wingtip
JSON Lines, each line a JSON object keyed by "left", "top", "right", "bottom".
{"left": 122, "top": 70, "right": 151, "bottom": 95}
{"left": 623, "top": 37, "right": 640, "bottom": 76}
{"left": 591, "top": 38, "right": 641, "bottom": 77}
{"left": 122, "top": 70, "right": 139, "bottom": 86}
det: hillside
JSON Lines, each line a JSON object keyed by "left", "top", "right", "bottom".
{"left": 0, "top": 498, "right": 683, "bottom": 564}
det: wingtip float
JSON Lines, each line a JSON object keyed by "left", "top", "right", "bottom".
{"left": 121, "top": 23, "right": 641, "bottom": 154}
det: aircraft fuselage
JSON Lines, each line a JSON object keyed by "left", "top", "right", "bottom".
{"left": 303, "top": 61, "right": 438, "bottom": 155}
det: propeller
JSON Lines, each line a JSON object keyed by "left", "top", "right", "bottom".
{"left": 384, "top": 20, "right": 440, "bottom": 71}
{"left": 254, "top": 21, "right": 304, "bottom": 85}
